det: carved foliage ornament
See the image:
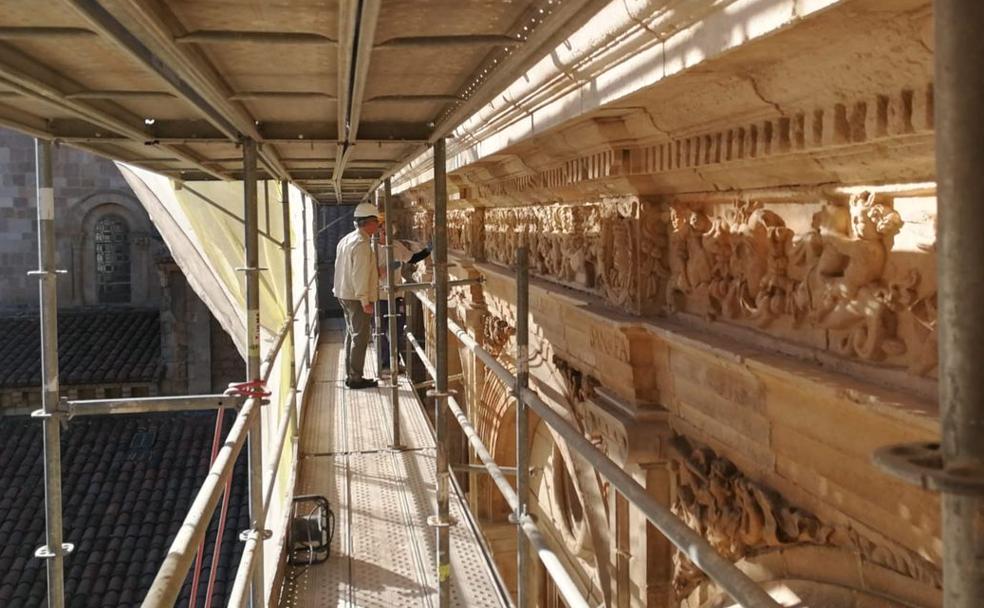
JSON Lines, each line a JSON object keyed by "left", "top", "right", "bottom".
{"left": 482, "top": 313, "right": 515, "bottom": 359}
{"left": 670, "top": 436, "right": 942, "bottom": 599}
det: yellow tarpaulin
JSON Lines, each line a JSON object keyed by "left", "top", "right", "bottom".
{"left": 118, "top": 163, "right": 318, "bottom": 603}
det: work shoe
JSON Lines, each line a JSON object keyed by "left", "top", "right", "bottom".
{"left": 345, "top": 378, "right": 378, "bottom": 389}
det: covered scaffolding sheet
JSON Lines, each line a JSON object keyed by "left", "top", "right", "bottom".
{"left": 117, "top": 163, "right": 319, "bottom": 603}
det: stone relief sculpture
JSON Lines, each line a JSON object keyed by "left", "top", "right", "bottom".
{"left": 447, "top": 208, "right": 485, "bottom": 259}
{"left": 671, "top": 436, "right": 942, "bottom": 599}
{"left": 666, "top": 193, "right": 937, "bottom": 373}
{"left": 430, "top": 191, "right": 936, "bottom": 375}
{"left": 482, "top": 314, "right": 515, "bottom": 358}
{"left": 483, "top": 200, "right": 655, "bottom": 314}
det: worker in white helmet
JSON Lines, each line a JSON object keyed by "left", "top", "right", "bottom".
{"left": 333, "top": 202, "right": 382, "bottom": 389}
{"left": 375, "top": 216, "right": 431, "bottom": 377}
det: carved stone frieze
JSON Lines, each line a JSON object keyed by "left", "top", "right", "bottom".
{"left": 419, "top": 190, "right": 937, "bottom": 376}
{"left": 447, "top": 207, "right": 485, "bottom": 260}
{"left": 670, "top": 436, "right": 942, "bottom": 599}
{"left": 667, "top": 192, "right": 938, "bottom": 375}
{"left": 483, "top": 198, "right": 666, "bottom": 315}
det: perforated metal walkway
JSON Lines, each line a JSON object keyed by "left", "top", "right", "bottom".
{"left": 279, "top": 328, "right": 508, "bottom": 608}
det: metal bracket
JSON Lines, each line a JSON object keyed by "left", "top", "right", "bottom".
{"left": 873, "top": 442, "right": 984, "bottom": 495}
{"left": 27, "top": 269, "right": 68, "bottom": 277}
{"left": 35, "top": 543, "right": 75, "bottom": 559}
{"left": 234, "top": 266, "right": 269, "bottom": 273}
{"left": 426, "top": 389, "right": 456, "bottom": 399}
{"left": 426, "top": 515, "right": 458, "bottom": 528}
{"left": 239, "top": 529, "right": 273, "bottom": 542}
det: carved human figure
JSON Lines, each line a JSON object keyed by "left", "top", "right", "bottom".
{"left": 800, "top": 192, "right": 906, "bottom": 359}
{"left": 560, "top": 234, "right": 587, "bottom": 284}
{"left": 639, "top": 207, "right": 669, "bottom": 306}
{"left": 667, "top": 204, "right": 692, "bottom": 308}
{"left": 601, "top": 214, "right": 635, "bottom": 308}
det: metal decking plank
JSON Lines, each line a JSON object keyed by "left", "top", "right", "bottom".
{"left": 282, "top": 335, "right": 507, "bottom": 608}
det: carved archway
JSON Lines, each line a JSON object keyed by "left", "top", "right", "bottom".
{"left": 695, "top": 545, "right": 941, "bottom": 608}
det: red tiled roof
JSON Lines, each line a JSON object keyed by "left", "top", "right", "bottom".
{"left": 0, "top": 412, "right": 249, "bottom": 607}
{"left": 0, "top": 309, "right": 163, "bottom": 388}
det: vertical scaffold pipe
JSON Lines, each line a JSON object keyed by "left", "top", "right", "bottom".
{"left": 35, "top": 138, "right": 67, "bottom": 608}
{"left": 937, "top": 2, "right": 984, "bottom": 605}
{"left": 242, "top": 139, "right": 266, "bottom": 608}
{"left": 301, "top": 193, "right": 311, "bottom": 364}
{"left": 384, "top": 178, "right": 402, "bottom": 448}
{"left": 432, "top": 137, "right": 452, "bottom": 606}
{"left": 405, "top": 292, "right": 415, "bottom": 387}
{"left": 515, "top": 245, "right": 531, "bottom": 607}
{"left": 372, "top": 190, "right": 383, "bottom": 372}
{"left": 281, "top": 180, "right": 298, "bottom": 438}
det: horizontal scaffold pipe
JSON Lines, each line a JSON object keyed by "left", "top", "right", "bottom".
{"left": 62, "top": 394, "right": 245, "bottom": 416}
{"left": 414, "top": 292, "right": 783, "bottom": 608}
{"left": 260, "top": 275, "right": 319, "bottom": 384}
{"left": 406, "top": 330, "right": 591, "bottom": 608}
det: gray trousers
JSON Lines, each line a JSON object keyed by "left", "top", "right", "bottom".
{"left": 339, "top": 298, "right": 372, "bottom": 381}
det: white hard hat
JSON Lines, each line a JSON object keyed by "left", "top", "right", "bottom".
{"left": 353, "top": 202, "right": 379, "bottom": 219}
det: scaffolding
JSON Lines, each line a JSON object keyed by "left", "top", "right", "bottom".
{"left": 17, "top": 3, "right": 982, "bottom": 606}
{"left": 28, "top": 128, "right": 790, "bottom": 608}
{"left": 24, "top": 112, "right": 984, "bottom": 608}
{"left": 29, "top": 137, "right": 322, "bottom": 608}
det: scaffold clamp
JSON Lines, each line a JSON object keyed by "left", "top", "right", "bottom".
{"left": 426, "top": 515, "right": 458, "bottom": 528}
{"left": 239, "top": 529, "right": 273, "bottom": 542}
{"left": 426, "top": 389, "right": 455, "bottom": 399}
{"left": 228, "top": 379, "right": 271, "bottom": 401}
{"left": 35, "top": 543, "right": 75, "bottom": 559}
{"left": 873, "top": 441, "right": 984, "bottom": 496}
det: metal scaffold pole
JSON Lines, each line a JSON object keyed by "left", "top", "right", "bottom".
{"left": 430, "top": 137, "right": 452, "bottom": 606}
{"left": 301, "top": 192, "right": 311, "bottom": 366}
{"left": 242, "top": 138, "right": 266, "bottom": 608}
{"left": 515, "top": 245, "right": 531, "bottom": 607}
{"left": 937, "top": 2, "right": 984, "bottom": 605}
{"left": 33, "top": 138, "right": 70, "bottom": 608}
{"left": 383, "top": 178, "right": 402, "bottom": 448}
{"left": 281, "top": 180, "right": 298, "bottom": 438}
{"left": 372, "top": 190, "right": 383, "bottom": 372}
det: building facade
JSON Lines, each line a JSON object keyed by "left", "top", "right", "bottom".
{"left": 0, "top": 127, "right": 244, "bottom": 410}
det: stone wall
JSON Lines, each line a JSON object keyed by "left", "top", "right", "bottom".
{"left": 0, "top": 128, "right": 164, "bottom": 309}
{"left": 0, "top": 127, "right": 245, "bottom": 401}
{"left": 426, "top": 258, "right": 940, "bottom": 608}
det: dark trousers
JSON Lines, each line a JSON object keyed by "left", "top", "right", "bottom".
{"left": 375, "top": 298, "right": 406, "bottom": 371}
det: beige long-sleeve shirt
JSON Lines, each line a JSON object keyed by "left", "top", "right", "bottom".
{"left": 333, "top": 228, "right": 378, "bottom": 307}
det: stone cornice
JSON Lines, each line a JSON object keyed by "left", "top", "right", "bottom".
{"left": 392, "top": 0, "right": 852, "bottom": 195}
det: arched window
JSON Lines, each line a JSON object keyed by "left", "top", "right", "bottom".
{"left": 94, "top": 214, "right": 131, "bottom": 303}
